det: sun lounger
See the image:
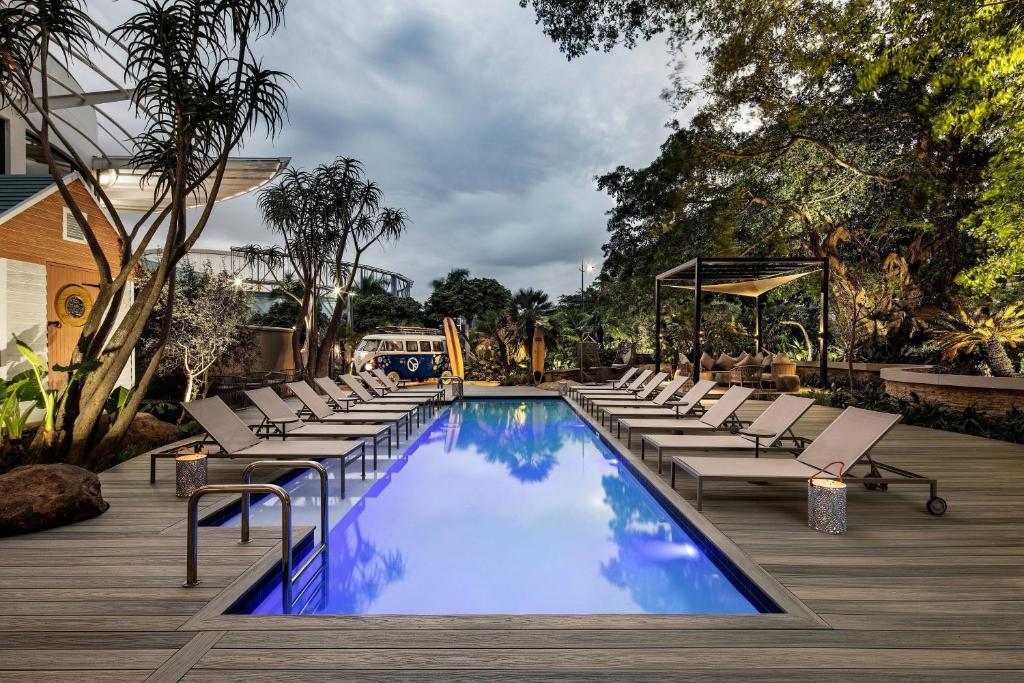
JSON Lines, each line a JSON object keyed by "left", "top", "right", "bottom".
{"left": 287, "top": 381, "right": 413, "bottom": 439}
{"left": 577, "top": 372, "right": 665, "bottom": 410}
{"left": 587, "top": 375, "right": 688, "bottom": 414}
{"left": 638, "top": 394, "right": 814, "bottom": 472}
{"left": 669, "top": 406, "right": 947, "bottom": 515}
{"left": 569, "top": 367, "right": 639, "bottom": 398}
{"left": 317, "top": 376, "right": 426, "bottom": 424}
{"left": 244, "top": 387, "right": 393, "bottom": 467}
{"left": 176, "top": 396, "right": 366, "bottom": 497}
{"left": 574, "top": 369, "right": 652, "bottom": 398}
{"left": 582, "top": 372, "right": 668, "bottom": 412}
{"left": 370, "top": 368, "right": 445, "bottom": 401}
{"left": 358, "top": 370, "right": 442, "bottom": 404}
{"left": 597, "top": 379, "right": 716, "bottom": 428}
{"left": 622, "top": 387, "right": 754, "bottom": 466}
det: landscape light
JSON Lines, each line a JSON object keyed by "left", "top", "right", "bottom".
{"left": 232, "top": 276, "right": 244, "bottom": 288}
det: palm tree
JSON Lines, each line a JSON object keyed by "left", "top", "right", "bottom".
{"left": 932, "top": 303, "right": 1024, "bottom": 377}
{"left": 511, "top": 288, "right": 555, "bottom": 365}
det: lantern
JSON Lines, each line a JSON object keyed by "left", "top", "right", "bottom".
{"left": 807, "top": 460, "right": 847, "bottom": 534}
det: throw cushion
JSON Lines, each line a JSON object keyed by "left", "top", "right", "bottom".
{"left": 715, "top": 352, "right": 737, "bottom": 370}
{"left": 700, "top": 352, "right": 716, "bottom": 371}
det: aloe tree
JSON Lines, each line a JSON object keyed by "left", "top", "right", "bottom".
{"left": 0, "top": 0, "right": 289, "bottom": 467}
{"left": 240, "top": 158, "right": 409, "bottom": 380}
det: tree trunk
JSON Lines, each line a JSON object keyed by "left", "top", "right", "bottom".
{"left": 984, "top": 338, "right": 1017, "bottom": 377}
{"left": 314, "top": 297, "right": 345, "bottom": 378}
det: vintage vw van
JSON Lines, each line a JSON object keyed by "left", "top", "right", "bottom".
{"left": 351, "top": 330, "right": 449, "bottom": 382}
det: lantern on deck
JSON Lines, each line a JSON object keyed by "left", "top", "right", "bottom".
{"left": 807, "top": 461, "right": 847, "bottom": 534}
{"left": 175, "top": 449, "right": 209, "bottom": 498}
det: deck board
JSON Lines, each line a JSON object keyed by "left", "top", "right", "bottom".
{"left": 0, "top": 391, "right": 1022, "bottom": 679}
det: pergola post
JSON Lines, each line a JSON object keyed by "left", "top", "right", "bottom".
{"left": 654, "top": 279, "right": 662, "bottom": 371}
{"left": 819, "top": 259, "right": 829, "bottom": 382}
{"left": 692, "top": 258, "right": 702, "bottom": 382}
{"left": 754, "top": 294, "right": 764, "bottom": 353}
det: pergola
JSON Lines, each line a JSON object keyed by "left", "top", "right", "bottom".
{"left": 654, "top": 256, "right": 830, "bottom": 381}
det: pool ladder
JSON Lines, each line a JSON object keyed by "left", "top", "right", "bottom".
{"left": 438, "top": 375, "right": 465, "bottom": 401}
{"left": 183, "top": 460, "right": 329, "bottom": 610}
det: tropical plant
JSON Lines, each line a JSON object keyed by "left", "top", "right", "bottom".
{"left": 0, "top": 378, "right": 33, "bottom": 443}
{"left": 239, "top": 158, "right": 409, "bottom": 380}
{"left": 931, "top": 304, "right": 1024, "bottom": 378}
{"left": 510, "top": 288, "right": 555, "bottom": 366}
{"left": 0, "top": 0, "right": 289, "bottom": 467}
{"left": 12, "top": 336, "right": 98, "bottom": 449}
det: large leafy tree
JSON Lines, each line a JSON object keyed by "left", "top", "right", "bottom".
{"left": 423, "top": 269, "right": 513, "bottom": 328}
{"left": 240, "top": 158, "right": 409, "bottom": 380}
{"left": 521, "top": 0, "right": 1024, "bottom": 363}
{"left": 0, "top": 0, "right": 288, "bottom": 466}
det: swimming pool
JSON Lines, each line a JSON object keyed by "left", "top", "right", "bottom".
{"left": 222, "top": 399, "right": 775, "bottom": 615}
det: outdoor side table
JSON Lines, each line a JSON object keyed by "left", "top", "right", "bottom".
{"left": 739, "top": 427, "right": 774, "bottom": 458}
{"left": 266, "top": 416, "right": 301, "bottom": 439}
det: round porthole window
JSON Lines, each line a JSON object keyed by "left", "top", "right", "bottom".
{"left": 55, "top": 284, "right": 93, "bottom": 327}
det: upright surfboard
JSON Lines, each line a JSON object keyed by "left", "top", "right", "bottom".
{"left": 531, "top": 328, "right": 546, "bottom": 384}
{"left": 442, "top": 317, "right": 464, "bottom": 379}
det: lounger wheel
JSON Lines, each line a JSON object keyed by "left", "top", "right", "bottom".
{"left": 926, "top": 497, "right": 948, "bottom": 516}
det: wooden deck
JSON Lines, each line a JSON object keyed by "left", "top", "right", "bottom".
{"left": 1, "top": 393, "right": 1023, "bottom": 681}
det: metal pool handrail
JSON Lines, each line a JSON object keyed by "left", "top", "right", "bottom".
{"left": 183, "top": 460, "right": 329, "bottom": 609}
{"left": 242, "top": 460, "right": 330, "bottom": 608}
{"left": 437, "top": 374, "right": 464, "bottom": 400}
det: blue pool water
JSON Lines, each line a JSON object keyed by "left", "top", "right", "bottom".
{"left": 224, "top": 399, "right": 769, "bottom": 615}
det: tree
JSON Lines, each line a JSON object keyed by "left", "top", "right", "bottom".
{"left": 240, "top": 158, "right": 409, "bottom": 380}
{"left": 0, "top": 0, "right": 288, "bottom": 467}
{"left": 522, "top": 0, "right": 1024, "bottom": 365}
{"left": 510, "top": 288, "right": 555, "bottom": 366}
{"left": 148, "top": 263, "right": 253, "bottom": 402}
{"left": 424, "top": 269, "right": 512, "bottom": 328}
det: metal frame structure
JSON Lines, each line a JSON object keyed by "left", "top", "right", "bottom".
{"left": 654, "top": 257, "right": 829, "bottom": 382}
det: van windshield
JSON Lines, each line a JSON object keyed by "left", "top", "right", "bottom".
{"left": 357, "top": 339, "right": 380, "bottom": 352}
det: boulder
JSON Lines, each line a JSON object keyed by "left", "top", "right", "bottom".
{"left": 114, "top": 412, "right": 184, "bottom": 456}
{"left": 0, "top": 464, "right": 109, "bottom": 536}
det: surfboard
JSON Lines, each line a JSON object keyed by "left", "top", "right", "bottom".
{"left": 531, "top": 328, "right": 546, "bottom": 384}
{"left": 442, "top": 317, "right": 464, "bottom": 379}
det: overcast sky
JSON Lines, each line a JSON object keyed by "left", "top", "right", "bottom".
{"left": 88, "top": 1, "right": 677, "bottom": 300}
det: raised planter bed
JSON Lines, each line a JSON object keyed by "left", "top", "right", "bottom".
{"left": 880, "top": 367, "right": 1024, "bottom": 415}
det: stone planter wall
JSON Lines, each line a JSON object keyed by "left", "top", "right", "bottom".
{"left": 880, "top": 367, "right": 1024, "bottom": 415}
{"left": 794, "top": 361, "right": 926, "bottom": 384}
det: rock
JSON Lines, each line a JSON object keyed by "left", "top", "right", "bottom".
{"left": 118, "top": 412, "right": 184, "bottom": 455}
{"left": 0, "top": 464, "right": 109, "bottom": 536}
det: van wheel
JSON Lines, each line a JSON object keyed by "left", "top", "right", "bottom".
{"left": 387, "top": 371, "right": 402, "bottom": 385}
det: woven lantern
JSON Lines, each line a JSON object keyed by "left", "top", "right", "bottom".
{"left": 807, "top": 461, "right": 847, "bottom": 534}
{"left": 175, "top": 449, "right": 209, "bottom": 498}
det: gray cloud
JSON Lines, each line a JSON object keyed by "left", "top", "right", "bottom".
{"left": 89, "top": 0, "right": 674, "bottom": 299}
